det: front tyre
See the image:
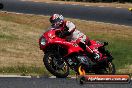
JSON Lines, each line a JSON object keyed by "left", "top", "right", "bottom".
{"left": 43, "top": 53, "right": 69, "bottom": 78}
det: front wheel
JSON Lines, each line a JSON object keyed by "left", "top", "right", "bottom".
{"left": 43, "top": 53, "right": 69, "bottom": 78}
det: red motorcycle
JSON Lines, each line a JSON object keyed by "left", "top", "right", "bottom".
{"left": 39, "top": 29, "right": 115, "bottom": 78}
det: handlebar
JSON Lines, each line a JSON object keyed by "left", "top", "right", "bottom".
{"left": 55, "top": 30, "right": 65, "bottom": 38}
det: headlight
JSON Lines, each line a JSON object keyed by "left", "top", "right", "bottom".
{"left": 40, "top": 37, "right": 46, "bottom": 45}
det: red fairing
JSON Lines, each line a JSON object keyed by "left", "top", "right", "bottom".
{"left": 89, "top": 40, "right": 106, "bottom": 62}
{"left": 39, "top": 29, "right": 83, "bottom": 55}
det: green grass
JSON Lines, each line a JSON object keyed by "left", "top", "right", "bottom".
{"left": 0, "top": 66, "right": 49, "bottom": 76}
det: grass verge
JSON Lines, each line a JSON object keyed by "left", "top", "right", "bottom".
{"left": 0, "top": 66, "right": 49, "bottom": 76}
{"left": 0, "top": 11, "right": 132, "bottom": 75}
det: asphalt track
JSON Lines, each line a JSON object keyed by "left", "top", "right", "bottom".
{"left": 1, "top": 0, "right": 132, "bottom": 26}
{"left": 0, "top": 77, "right": 131, "bottom": 88}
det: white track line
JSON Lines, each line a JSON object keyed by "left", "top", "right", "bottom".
{"left": 72, "top": 4, "right": 78, "bottom": 6}
{"left": 33, "top": 1, "right": 40, "bottom": 2}
{"left": 1, "top": 11, "right": 131, "bottom": 28}
{"left": 1, "top": 11, "right": 45, "bottom": 17}
{"left": 49, "top": 76, "right": 56, "bottom": 78}
{"left": 116, "top": 7, "right": 122, "bottom": 8}
{"left": 3, "top": 11, "right": 132, "bottom": 27}
{"left": 0, "top": 75, "right": 31, "bottom": 78}
{"left": 80, "top": 19, "right": 132, "bottom": 27}
{"left": 20, "top": 0, "right": 26, "bottom": 1}
{"left": 0, "top": 75, "right": 131, "bottom": 80}
{"left": 70, "top": 77, "right": 76, "bottom": 79}
{"left": 58, "top": 3, "right": 65, "bottom": 5}
{"left": 98, "top": 6, "right": 105, "bottom": 7}
{"left": 85, "top": 5, "right": 91, "bottom": 7}
{"left": 45, "top": 2, "right": 51, "bottom": 3}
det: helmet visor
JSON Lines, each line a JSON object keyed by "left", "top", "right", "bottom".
{"left": 51, "top": 18, "right": 61, "bottom": 24}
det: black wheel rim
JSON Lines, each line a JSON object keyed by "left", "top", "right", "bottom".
{"left": 48, "top": 54, "right": 68, "bottom": 74}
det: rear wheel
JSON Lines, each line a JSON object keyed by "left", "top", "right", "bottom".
{"left": 95, "top": 62, "right": 116, "bottom": 74}
{"left": 43, "top": 53, "right": 69, "bottom": 78}
{"left": 105, "top": 62, "right": 116, "bottom": 74}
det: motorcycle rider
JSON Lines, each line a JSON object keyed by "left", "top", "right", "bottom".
{"left": 49, "top": 14, "right": 100, "bottom": 60}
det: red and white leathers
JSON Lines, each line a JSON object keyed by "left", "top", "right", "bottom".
{"left": 51, "top": 20, "right": 94, "bottom": 54}
{"left": 64, "top": 21, "right": 94, "bottom": 54}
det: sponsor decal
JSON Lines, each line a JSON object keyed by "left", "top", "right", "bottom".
{"left": 78, "top": 75, "right": 131, "bottom": 84}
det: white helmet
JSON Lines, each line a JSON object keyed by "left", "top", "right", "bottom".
{"left": 49, "top": 14, "right": 64, "bottom": 27}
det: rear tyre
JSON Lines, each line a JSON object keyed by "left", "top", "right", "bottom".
{"left": 95, "top": 62, "right": 116, "bottom": 74}
{"left": 43, "top": 53, "right": 69, "bottom": 78}
{"left": 106, "top": 62, "right": 116, "bottom": 74}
